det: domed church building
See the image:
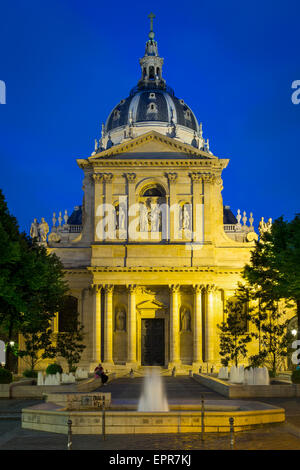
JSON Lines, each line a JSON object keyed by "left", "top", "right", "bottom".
{"left": 25, "top": 16, "right": 261, "bottom": 373}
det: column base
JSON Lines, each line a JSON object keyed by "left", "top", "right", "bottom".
{"left": 125, "top": 362, "right": 139, "bottom": 370}
{"left": 102, "top": 361, "right": 114, "bottom": 371}
{"left": 192, "top": 362, "right": 204, "bottom": 372}
{"left": 168, "top": 361, "right": 181, "bottom": 369}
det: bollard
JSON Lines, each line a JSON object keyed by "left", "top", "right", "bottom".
{"left": 199, "top": 366, "right": 202, "bottom": 374}
{"left": 172, "top": 366, "right": 176, "bottom": 377}
{"left": 229, "top": 417, "right": 234, "bottom": 450}
{"left": 102, "top": 403, "right": 106, "bottom": 441}
{"left": 189, "top": 370, "right": 193, "bottom": 377}
{"left": 211, "top": 365, "right": 214, "bottom": 374}
{"left": 201, "top": 395, "right": 205, "bottom": 441}
{"left": 67, "top": 419, "right": 72, "bottom": 450}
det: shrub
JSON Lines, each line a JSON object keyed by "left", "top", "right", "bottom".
{"left": 268, "top": 369, "right": 276, "bottom": 378}
{"left": 291, "top": 370, "right": 300, "bottom": 384}
{"left": 0, "top": 368, "right": 13, "bottom": 384}
{"left": 23, "top": 369, "right": 38, "bottom": 378}
{"left": 46, "top": 363, "right": 63, "bottom": 375}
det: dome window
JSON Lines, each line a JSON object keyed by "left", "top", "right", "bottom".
{"left": 184, "top": 109, "right": 191, "bottom": 120}
{"left": 113, "top": 109, "right": 120, "bottom": 120}
{"left": 119, "top": 99, "right": 125, "bottom": 105}
{"left": 149, "top": 93, "right": 156, "bottom": 100}
{"left": 147, "top": 102, "right": 158, "bottom": 113}
{"left": 179, "top": 99, "right": 185, "bottom": 105}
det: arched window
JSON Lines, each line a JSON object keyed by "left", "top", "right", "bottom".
{"left": 141, "top": 185, "right": 165, "bottom": 197}
{"left": 59, "top": 296, "right": 78, "bottom": 332}
{"left": 149, "top": 66, "right": 155, "bottom": 80}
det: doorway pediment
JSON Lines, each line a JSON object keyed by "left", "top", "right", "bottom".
{"left": 136, "top": 299, "right": 167, "bottom": 310}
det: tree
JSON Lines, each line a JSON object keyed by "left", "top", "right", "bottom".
{"left": 255, "top": 300, "right": 292, "bottom": 375}
{"left": 17, "top": 324, "right": 56, "bottom": 372}
{"left": 243, "top": 215, "right": 300, "bottom": 372}
{"left": 218, "top": 298, "right": 252, "bottom": 367}
{"left": 0, "top": 189, "right": 68, "bottom": 370}
{"left": 244, "top": 215, "right": 300, "bottom": 339}
{"left": 56, "top": 311, "right": 86, "bottom": 373}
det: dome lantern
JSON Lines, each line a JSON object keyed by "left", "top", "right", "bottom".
{"left": 137, "top": 13, "right": 166, "bottom": 91}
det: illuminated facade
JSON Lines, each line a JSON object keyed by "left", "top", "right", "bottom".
{"left": 24, "top": 20, "right": 266, "bottom": 373}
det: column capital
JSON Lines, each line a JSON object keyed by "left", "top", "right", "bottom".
{"left": 203, "top": 284, "right": 218, "bottom": 293}
{"left": 127, "top": 284, "right": 138, "bottom": 293}
{"left": 169, "top": 284, "right": 180, "bottom": 294}
{"left": 92, "top": 173, "right": 104, "bottom": 182}
{"left": 91, "top": 284, "right": 102, "bottom": 293}
{"left": 126, "top": 172, "right": 137, "bottom": 183}
{"left": 193, "top": 284, "right": 204, "bottom": 294}
{"left": 104, "top": 284, "right": 114, "bottom": 294}
{"left": 190, "top": 172, "right": 202, "bottom": 182}
{"left": 166, "top": 172, "right": 177, "bottom": 182}
{"left": 201, "top": 173, "right": 216, "bottom": 184}
{"left": 103, "top": 173, "right": 114, "bottom": 183}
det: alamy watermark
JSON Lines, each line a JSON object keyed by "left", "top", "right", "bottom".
{"left": 0, "top": 80, "right": 6, "bottom": 104}
{"left": 291, "top": 80, "right": 300, "bottom": 105}
{"left": 94, "top": 201, "right": 204, "bottom": 247}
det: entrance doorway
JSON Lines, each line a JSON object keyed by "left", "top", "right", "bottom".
{"left": 141, "top": 319, "right": 165, "bottom": 366}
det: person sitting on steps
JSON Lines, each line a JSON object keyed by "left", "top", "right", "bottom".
{"left": 94, "top": 363, "right": 108, "bottom": 385}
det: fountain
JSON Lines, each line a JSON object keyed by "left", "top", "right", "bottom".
{"left": 138, "top": 368, "right": 169, "bottom": 412}
{"left": 21, "top": 367, "right": 284, "bottom": 435}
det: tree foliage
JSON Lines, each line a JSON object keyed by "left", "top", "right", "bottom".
{"left": 0, "top": 189, "right": 68, "bottom": 370}
{"left": 218, "top": 298, "right": 251, "bottom": 367}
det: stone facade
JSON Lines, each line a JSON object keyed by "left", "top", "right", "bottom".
{"left": 22, "top": 23, "right": 294, "bottom": 374}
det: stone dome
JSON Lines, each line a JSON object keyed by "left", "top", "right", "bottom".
{"left": 92, "top": 19, "right": 211, "bottom": 154}
{"left": 105, "top": 87, "right": 199, "bottom": 135}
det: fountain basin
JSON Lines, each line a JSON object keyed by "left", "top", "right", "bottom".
{"left": 21, "top": 400, "right": 285, "bottom": 435}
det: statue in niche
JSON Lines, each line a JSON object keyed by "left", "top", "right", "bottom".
{"left": 115, "top": 308, "right": 126, "bottom": 332}
{"left": 140, "top": 203, "right": 148, "bottom": 232}
{"left": 150, "top": 203, "right": 160, "bottom": 231}
{"left": 182, "top": 205, "right": 190, "bottom": 230}
{"left": 180, "top": 307, "right": 191, "bottom": 332}
{"left": 119, "top": 205, "right": 126, "bottom": 230}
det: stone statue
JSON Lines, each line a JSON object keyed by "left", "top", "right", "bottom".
{"left": 182, "top": 205, "right": 190, "bottom": 230}
{"left": 259, "top": 217, "right": 266, "bottom": 235}
{"left": 115, "top": 308, "right": 126, "bottom": 331}
{"left": 150, "top": 203, "right": 160, "bottom": 231}
{"left": 30, "top": 219, "right": 39, "bottom": 239}
{"left": 140, "top": 204, "right": 148, "bottom": 232}
{"left": 38, "top": 218, "right": 49, "bottom": 242}
{"left": 181, "top": 308, "right": 191, "bottom": 332}
{"left": 119, "top": 205, "right": 126, "bottom": 230}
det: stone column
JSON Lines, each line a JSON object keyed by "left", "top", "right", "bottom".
{"left": 126, "top": 284, "right": 138, "bottom": 367}
{"left": 193, "top": 284, "right": 203, "bottom": 365}
{"left": 126, "top": 173, "right": 137, "bottom": 241}
{"left": 93, "top": 173, "right": 104, "bottom": 241}
{"left": 202, "top": 174, "right": 214, "bottom": 243}
{"left": 103, "top": 173, "right": 114, "bottom": 241}
{"left": 204, "top": 284, "right": 217, "bottom": 363}
{"left": 169, "top": 284, "right": 181, "bottom": 365}
{"left": 93, "top": 285, "right": 102, "bottom": 363}
{"left": 167, "top": 172, "right": 177, "bottom": 241}
{"left": 190, "top": 172, "right": 204, "bottom": 243}
{"left": 103, "top": 284, "right": 114, "bottom": 365}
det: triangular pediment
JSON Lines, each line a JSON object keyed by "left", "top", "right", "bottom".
{"left": 88, "top": 131, "right": 216, "bottom": 160}
{"left": 136, "top": 299, "right": 167, "bottom": 310}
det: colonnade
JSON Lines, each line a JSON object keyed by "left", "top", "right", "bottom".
{"left": 92, "top": 284, "right": 220, "bottom": 367}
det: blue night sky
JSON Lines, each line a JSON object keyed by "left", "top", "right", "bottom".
{"left": 0, "top": 0, "right": 299, "bottom": 234}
